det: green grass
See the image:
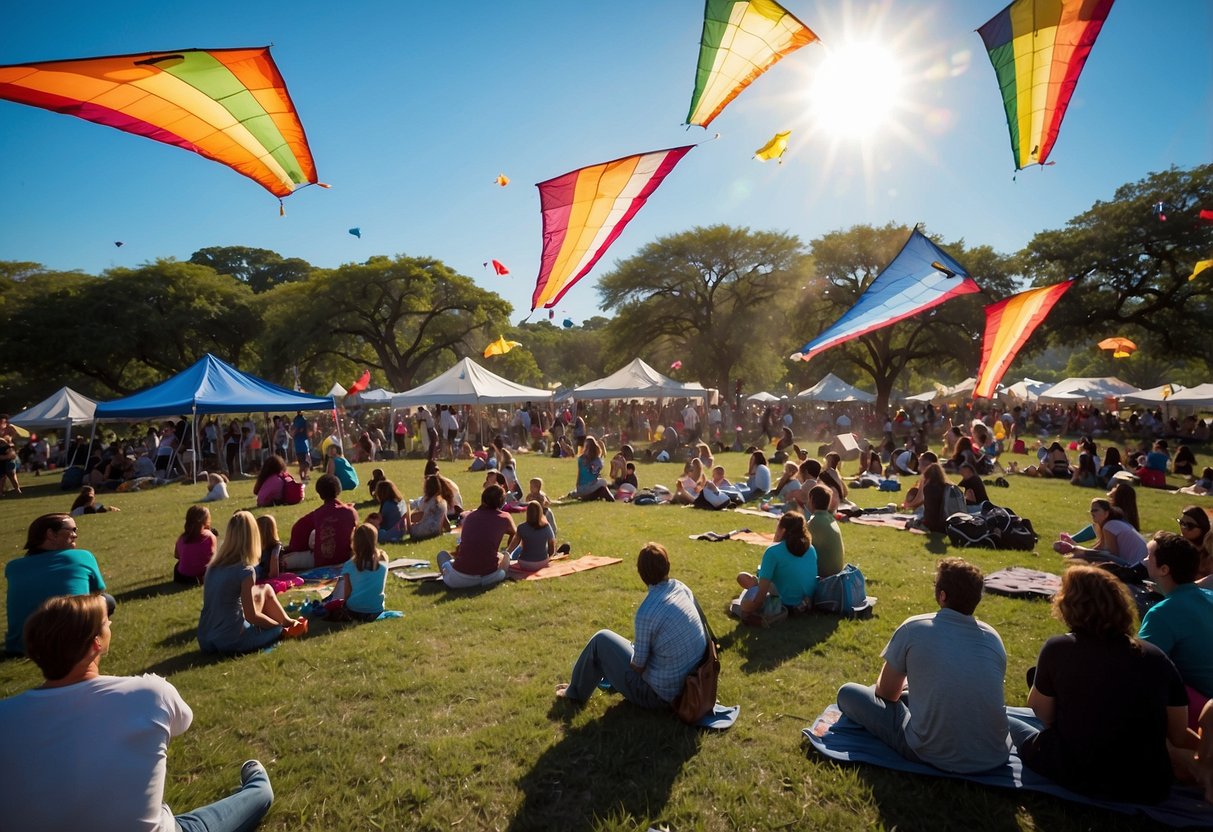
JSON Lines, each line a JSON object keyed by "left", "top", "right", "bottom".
{"left": 0, "top": 445, "right": 1207, "bottom": 831}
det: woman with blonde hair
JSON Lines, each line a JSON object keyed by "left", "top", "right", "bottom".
{"left": 672, "top": 458, "right": 707, "bottom": 504}
{"left": 575, "top": 436, "right": 614, "bottom": 501}
{"left": 1008, "top": 565, "right": 1196, "bottom": 803}
{"left": 197, "top": 511, "right": 306, "bottom": 653}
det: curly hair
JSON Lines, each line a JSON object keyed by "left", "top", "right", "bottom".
{"left": 1053, "top": 564, "right": 1138, "bottom": 642}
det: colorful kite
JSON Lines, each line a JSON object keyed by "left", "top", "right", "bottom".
{"left": 114, "top": 241, "right": 124, "bottom": 247}
{"left": 973, "top": 281, "right": 1073, "bottom": 399}
{"left": 348, "top": 228, "right": 361, "bottom": 239}
{"left": 791, "top": 230, "right": 981, "bottom": 363}
{"left": 562, "top": 318, "right": 574, "bottom": 328}
{"left": 754, "top": 130, "right": 791, "bottom": 163}
{"left": 483, "top": 335, "right": 522, "bottom": 358}
{"left": 0, "top": 47, "right": 320, "bottom": 199}
{"left": 1188, "top": 259, "right": 1213, "bottom": 281}
{"left": 530, "top": 145, "right": 694, "bottom": 311}
{"left": 489, "top": 260, "right": 509, "bottom": 275}
{"left": 495, "top": 173, "right": 510, "bottom": 187}
{"left": 346, "top": 370, "right": 371, "bottom": 397}
{"left": 670, "top": 360, "right": 683, "bottom": 371}
{"left": 1097, "top": 336, "right": 1136, "bottom": 359}
{"left": 977, "top": 0, "right": 1114, "bottom": 170}
{"left": 687, "top": 0, "right": 819, "bottom": 128}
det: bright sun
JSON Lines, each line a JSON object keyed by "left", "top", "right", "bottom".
{"left": 808, "top": 41, "right": 905, "bottom": 139}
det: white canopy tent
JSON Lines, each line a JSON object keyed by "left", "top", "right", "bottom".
{"left": 747, "top": 391, "right": 782, "bottom": 403}
{"left": 573, "top": 358, "right": 708, "bottom": 401}
{"left": 796, "top": 373, "right": 876, "bottom": 403}
{"left": 10, "top": 386, "right": 97, "bottom": 451}
{"left": 389, "top": 358, "right": 552, "bottom": 408}
{"left": 903, "top": 390, "right": 938, "bottom": 403}
{"left": 325, "top": 382, "right": 348, "bottom": 398}
{"left": 999, "top": 378, "right": 1051, "bottom": 404}
{"left": 1037, "top": 376, "right": 1139, "bottom": 404}
{"left": 1120, "top": 384, "right": 1186, "bottom": 406}
{"left": 1165, "top": 383, "right": 1213, "bottom": 408}
{"left": 346, "top": 387, "right": 395, "bottom": 406}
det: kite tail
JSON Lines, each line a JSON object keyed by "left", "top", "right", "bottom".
{"left": 279, "top": 199, "right": 285, "bottom": 217}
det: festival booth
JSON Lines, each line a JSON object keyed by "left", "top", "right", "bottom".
{"left": 92, "top": 354, "right": 336, "bottom": 480}
{"left": 1120, "top": 384, "right": 1186, "bottom": 407}
{"left": 999, "top": 378, "right": 1051, "bottom": 405}
{"left": 10, "top": 387, "right": 97, "bottom": 450}
{"left": 1166, "top": 383, "right": 1213, "bottom": 409}
{"left": 747, "top": 391, "right": 782, "bottom": 403}
{"left": 346, "top": 388, "right": 395, "bottom": 407}
{"left": 572, "top": 358, "right": 709, "bottom": 401}
{"left": 1036, "top": 376, "right": 1139, "bottom": 405}
{"left": 795, "top": 373, "right": 876, "bottom": 403}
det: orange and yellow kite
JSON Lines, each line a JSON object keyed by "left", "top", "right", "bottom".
{"left": 483, "top": 336, "right": 522, "bottom": 358}
{"left": 974, "top": 281, "right": 1073, "bottom": 399}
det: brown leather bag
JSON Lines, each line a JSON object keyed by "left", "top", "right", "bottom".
{"left": 673, "top": 600, "right": 719, "bottom": 724}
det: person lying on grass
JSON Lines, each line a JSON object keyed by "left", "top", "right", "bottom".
{"left": 435, "top": 484, "right": 515, "bottom": 589}
{"left": 836, "top": 557, "right": 1011, "bottom": 774}
{"left": 0, "top": 593, "right": 275, "bottom": 831}
{"left": 734, "top": 511, "right": 817, "bottom": 618}
{"left": 1007, "top": 564, "right": 1205, "bottom": 804}
{"left": 557, "top": 542, "right": 707, "bottom": 710}
{"left": 198, "top": 511, "right": 306, "bottom": 654}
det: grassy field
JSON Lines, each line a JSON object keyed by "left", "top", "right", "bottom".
{"left": 0, "top": 443, "right": 1208, "bottom": 831}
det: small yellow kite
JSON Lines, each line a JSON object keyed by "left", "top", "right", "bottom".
{"left": 495, "top": 173, "right": 510, "bottom": 187}
{"left": 483, "top": 335, "right": 522, "bottom": 358}
{"left": 1188, "top": 259, "right": 1212, "bottom": 281}
{"left": 754, "top": 130, "right": 791, "bottom": 163}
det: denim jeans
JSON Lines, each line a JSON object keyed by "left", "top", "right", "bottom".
{"left": 175, "top": 763, "right": 273, "bottom": 832}
{"left": 566, "top": 629, "right": 666, "bottom": 709}
{"left": 836, "top": 683, "right": 923, "bottom": 763}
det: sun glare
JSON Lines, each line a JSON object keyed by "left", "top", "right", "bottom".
{"left": 809, "top": 41, "right": 905, "bottom": 139}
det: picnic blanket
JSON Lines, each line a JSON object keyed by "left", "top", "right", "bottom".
{"left": 733, "top": 506, "right": 784, "bottom": 519}
{"left": 848, "top": 513, "right": 927, "bottom": 534}
{"left": 295, "top": 565, "right": 344, "bottom": 583}
{"left": 803, "top": 705, "right": 1213, "bottom": 828}
{"left": 508, "top": 555, "right": 622, "bottom": 581}
{"left": 984, "top": 567, "right": 1062, "bottom": 599}
{"left": 386, "top": 557, "right": 429, "bottom": 570}
{"left": 688, "top": 529, "right": 774, "bottom": 547}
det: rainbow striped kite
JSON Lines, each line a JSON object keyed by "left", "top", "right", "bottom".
{"left": 531, "top": 145, "right": 693, "bottom": 311}
{"left": 973, "top": 281, "right": 1073, "bottom": 399}
{"left": 977, "top": 0, "right": 1114, "bottom": 170}
{"left": 687, "top": 0, "right": 819, "bottom": 128}
{"left": 792, "top": 230, "right": 981, "bottom": 363}
{"left": 0, "top": 47, "right": 318, "bottom": 198}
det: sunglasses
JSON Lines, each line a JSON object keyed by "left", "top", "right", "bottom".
{"left": 1177, "top": 519, "right": 1200, "bottom": 531}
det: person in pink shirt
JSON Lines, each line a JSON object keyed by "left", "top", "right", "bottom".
{"left": 282, "top": 474, "right": 359, "bottom": 570}
{"left": 174, "top": 505, "right": 216, "bottom": 584}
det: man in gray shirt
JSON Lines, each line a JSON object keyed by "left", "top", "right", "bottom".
{"left": 836, "top": 557, "right": 1010, "bottom": 773}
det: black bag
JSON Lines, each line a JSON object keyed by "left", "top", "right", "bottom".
{"left": 946, "top": 512, "right": 997, "bottom": 548}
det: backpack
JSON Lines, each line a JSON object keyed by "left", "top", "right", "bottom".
{"left": 946, "top": 512, "right": 998, "bottom": 548}
{"left": 941, "top": 484, "right": 967, "bottom": 519}
{"left": 812, "top": 564, "right": 872, "bottom": 617}
{"left": 281, "top": 473, "right": 305, "bottom": 505}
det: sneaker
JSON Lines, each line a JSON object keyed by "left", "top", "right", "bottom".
{"left": 240, "top": 760, "right": 266, "bottom": 787}
{"left": 436, "top": 550, "right": 452, "bottom": 571}
{"left": 556, "top": 543, "right": 571, "bottom": 555}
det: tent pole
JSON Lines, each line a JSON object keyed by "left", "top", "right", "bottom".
{"left": 83, "top": 420, "right": 98, "bottom": 474}
{"left": 193, "top": 407, "right": 200, "bottom": 483}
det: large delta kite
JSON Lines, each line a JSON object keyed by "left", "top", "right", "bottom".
{"left": 530, "top": 145, "right": 693, "bottom": 311}
{"left": 687, "top": 0, "right": 819, "bottom": 128}
{"left": 0, "top": 47, "right": 320, "bottom": 199}
{"left": 977, "top": 0, "right": 1114, "bottom": 170}
{"left": 973, "top": 281, "right": 1073, "bottom": 399}
{"left": 791, "top": 229, "right": 981, "bottom": 364}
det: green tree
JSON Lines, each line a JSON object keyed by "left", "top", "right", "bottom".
{"left": 258, "top": 255, "right": 511, "bottom": 391}
{"left": 189, "top": 246, "right": 313, "bottom": 293}
{"left": 510, "top": 318, "right": 610, "bottom": 387}
{"left": 597, "top": 225, "right": 807, "bottom": 396}
{"left": 796, "top": 224, "right": 1020, "bottom": 413}
{"left": 1022, "top": 164, "right": 1213, "bottom": 359}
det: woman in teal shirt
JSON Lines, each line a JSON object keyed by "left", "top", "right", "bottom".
{"left": 735, "top": 511, "right": 818, "bottom": 614}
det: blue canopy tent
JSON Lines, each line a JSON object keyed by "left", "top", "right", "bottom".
{"left": 92, "top": 354, "right": 336, "bottom": 480}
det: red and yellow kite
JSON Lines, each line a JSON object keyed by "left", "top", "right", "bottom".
{"left": 974, "top": 281, "right": 1072, "bottom": 399}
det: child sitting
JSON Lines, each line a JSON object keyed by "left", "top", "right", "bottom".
{"left": 200, "top": 472, "right": 230, "bottom": 502}
{"left": 174, "top": 505, "right": 217, "bottom": 584}
{"left": 327, "top": 524, "right": 388, "bottom": 621}
{"left": 255, "top": 514, "right": 282, "bottom": 582}
{"left": 375, "top": 479, "right": 409, "bottom": 543}
{"left": 367, "top": 468, "right": 386, "bottom": 502}
{"left": 525, "top": 477, "right": 559, "bottom": 536}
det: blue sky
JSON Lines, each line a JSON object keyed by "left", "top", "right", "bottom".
{"left": 1, "top": 0, "right": 1209, "bottom": 326}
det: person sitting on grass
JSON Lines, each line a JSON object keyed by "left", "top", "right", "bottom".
{"left": 524, "top": 477, "right": 560, "bottom": 534}
{"left": 255, "top": 514, "right": 283, "bottom": 582}
{"left": 0, "top": 593, "right": 275, "bottom": 831}
{"left": 1174, "top": 506, "right": 1213, "bottom": 587}
{"left": 772, "top": 461, "right": 802, "bottom": 504}
{"left": 733, "top": 511, "right": 818, "bottom": 618}
{"left": 367, "top": 467, "right": 386, "bottom": 502}
{"left": 325, "top": 444, "right": 359, "bottom": 492}
{"left": 1173, "top": 445, "right": 1198, "bottom": 478}
{"left": 806, "top": 485, "right": 845, "bottom": 578}
{"left": 200, "top": 471, "right": 230, "bottom": 502}
{"left": 1068, "top": 482, "right": 1141, "bottom": 545}
{"left": 375, "top": 479, "right": 409, "bottom": 543}
{"left": 253, "top": 454, "right": 289, "bottom": 507}
{"left": 557, "top": 542, "right": 707, "bottom": 710}
{"left": 957, "top": 460, "right": 988, "bottom": 507}
{"left": 435, "top": 485, "right": 515, "bottom": 589}
{"left": 912, "top": 462, "right": 952, "bottom": 534}
{"left": 1053, "top": 497, "right": 1147, "bottom": 571}
{"left": 1096, "top": 446, "right": 1126, "bottom": 488}
{"left": 5, "top": 513, "right": 113, "bottom": 656}
{"left": 282, "top": 474, "right": 360, "bottom": 570}
{"left": 836, "top": 557, "right": 1011, "bottom": 774}
{"left": 1136, "top": 439, "right": 1171, "bottom": 488}
{"left": 198, "top": 510, "right": 306, "bottom": 654}
{"left": 1179, "top": 467, "right": 1213, "bottom": 497}
{"left": 69, "top": 485, "right": 120, "bottom": 516}
{"left": 738, "top": 450, "right": 771, "bottom": 503}
{"left": 575, "top": 436, "right": 614, "bottom": 501}
{"left": 327, "top": 524, "right": 388, "bottom": 621}
{"left": 1007, "top": 565, "right": 1199, "bottom": 804}
{"left": 508, "top": 501, "right": 556, "bottom": 572}
{"left": 408, "top": 475, "right": 449, "bottom": 541}
{"left": 1140, "top": 532, "right": 1213, "bottom": 722}
{"left": 1070, "top": 451, "right": 1098, "bottom": 488}
{"left": 174, "top": 505, "right": 217, "bottom": 585}
{"left": 672, "top": 458, "right": 707, "bottom": 504}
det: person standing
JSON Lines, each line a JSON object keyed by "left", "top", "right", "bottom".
{"left": 291, "top": 411, "right": 311, "bottom": 482}
{"left": 836, "top": 558, "right": 1010, "bottom": 773}
{"left": 0, "top": 593, "right": 274, "bottom": 831}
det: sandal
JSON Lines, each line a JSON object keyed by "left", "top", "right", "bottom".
{"left": 283, "top": 618, "right": 309, "bottom": 638}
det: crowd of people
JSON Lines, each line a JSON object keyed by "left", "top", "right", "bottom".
{"left": 2, "top": 397, "right": 1213, "bottom": 827}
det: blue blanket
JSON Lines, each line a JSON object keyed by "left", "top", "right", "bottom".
{"left": 803, "top": 705, "right": 1213, "bottom": 828}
